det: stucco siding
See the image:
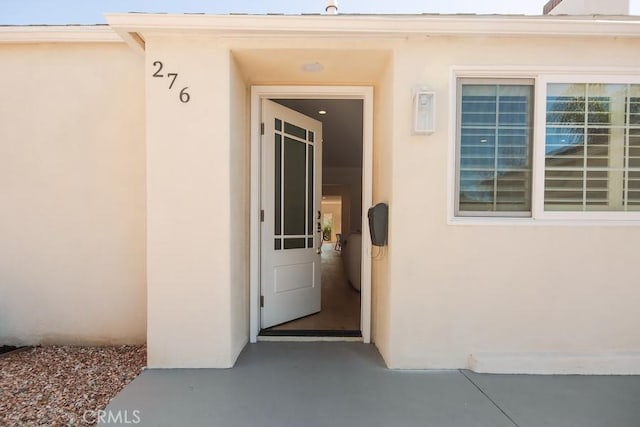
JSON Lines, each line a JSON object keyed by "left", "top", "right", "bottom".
{"left": 0, "top": 43, "right": 146, "bottom": 345}
{"left": 145, "top": 37, "right": 234, "bottom": 368}
{"left": 389, "top": 36, "right": 640, "bottom": 372}
{"left": 371, "top": 57, "right": 395, "bottom": 365}
{"left": 229, "top": 56, "right": 250, "bottom": 364}
{"left": 3, "top": 17, "right": 639, "bottom": 373}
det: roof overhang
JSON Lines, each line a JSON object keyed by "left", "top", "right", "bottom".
{"left": 0, "top": 25, "right": 122, "bottom": 43}
{"left": 107, "top": 13, "right": 640, "bottom": 37}
{"left": 3, "top": 13, "right": 640, "bottom": 51}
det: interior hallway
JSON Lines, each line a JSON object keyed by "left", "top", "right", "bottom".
{"left": 103, "top": 342, "right": 640, "bottom": 427}
{"left": 266, "top": 243, "right": 360, "bottom": 332}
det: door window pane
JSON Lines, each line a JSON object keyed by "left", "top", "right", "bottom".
{"left": 271, "top": 113, "right": 319, "bottom": 248}
{"left": 284, "top": 122, "right": 307, "bottom": 140}
{"left": 284, "top": 136, "right": 307, "bottom": 236}
{"left": 274, "top": 133, "right": 282, "bottom": 236}
{"left": 284, "top": 238, "right": 306, "bottom": 249}
{"left": 307, "top": 146, "right": 314, "bottom": 235}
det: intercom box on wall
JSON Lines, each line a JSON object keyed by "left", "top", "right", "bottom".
{"left": 367, "top": 203, "right": 388, "bottom": 246}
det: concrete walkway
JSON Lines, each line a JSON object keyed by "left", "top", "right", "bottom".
{"left": 103, "top": 342, "right": 640, "bottom": 427}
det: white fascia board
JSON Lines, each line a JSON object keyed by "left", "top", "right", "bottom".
{"left": 105, "top": 13, "right": 640, "bottom": 39}
{"left": 0, "top": 26, "right": 122, "bottom": 43}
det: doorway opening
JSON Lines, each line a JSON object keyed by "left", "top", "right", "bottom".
{"left": 250, "top": 86, "right": 373, "bottom": 343}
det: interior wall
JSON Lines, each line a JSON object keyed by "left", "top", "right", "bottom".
{"left": 388, "top": 36, "right": 640, "bottom": 372}
{"left": 321, "top": 200, "right": 342, "bottom": 242}
{"left": 0, "top": 43, "right": 146, "bottom": 345}
{"left": 324, "top": 167, "right": 363, "bottom": 232}
{"left": 323, "top": 185, "right": 351, "bottom": 236}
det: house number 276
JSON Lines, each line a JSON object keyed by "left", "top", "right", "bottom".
{"left": 152, "top": 61, "right": 191, "bottom": 103}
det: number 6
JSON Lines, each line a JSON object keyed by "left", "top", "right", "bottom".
{"left": 180, "top": 87, "right": 190, "bottom": 103}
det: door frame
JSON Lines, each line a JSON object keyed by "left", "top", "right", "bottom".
{"left": 250, "top": 85, "right": 374, "bottom": 343}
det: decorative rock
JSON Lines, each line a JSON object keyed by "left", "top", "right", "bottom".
{"left": 0, "top": 345, "right": 145, "bottom": 426}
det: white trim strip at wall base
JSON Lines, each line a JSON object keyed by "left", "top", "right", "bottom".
{"left": 257, "top": 336, "right": 364, "bottom": 343}
{"left": 469, "top": 352, "right": 640, "bottom": 375}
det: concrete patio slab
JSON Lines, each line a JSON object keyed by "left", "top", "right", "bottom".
{"left": 103, "top": 342, "right": 640, "bottom": 427}
{"left": 463, "top": 370, "right": 640, "bottom": 427}
{"left": 103, "top": 342, "right": 512, "bottom": 427}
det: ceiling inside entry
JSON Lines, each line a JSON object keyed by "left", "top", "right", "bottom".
{"left": 274, "top": 99, "right": 363, "bottom": 169}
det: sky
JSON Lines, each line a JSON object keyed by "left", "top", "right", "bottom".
{"left": 1, "top": 0, "right": 639, "bottom": 25}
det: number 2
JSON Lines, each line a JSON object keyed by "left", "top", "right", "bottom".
{"left": 152, "top": 61, "right": 163, "bottom": 77}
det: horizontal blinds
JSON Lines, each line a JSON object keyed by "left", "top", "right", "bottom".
{"left": 544, "top": 84, "right": 640, "bottom": 211}
{"left": 458, "top": 84, "right": 533, "bottom": 213}
{"left": 626, "top": 97, "right": 640, "bottom": 207}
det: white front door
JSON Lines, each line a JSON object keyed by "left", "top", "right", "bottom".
{"left": 260, "top": 100, "right": 323, "bottom": 329}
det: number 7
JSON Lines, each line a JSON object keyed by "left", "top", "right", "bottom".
{"left": 167, "top": 73, "right": 178, "bottom": 89}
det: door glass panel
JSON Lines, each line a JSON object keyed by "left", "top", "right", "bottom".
{"left": 274, "top": 239, "right": 281, "bottom": 250}
{"left": 308, "top": 131, "right": 315, "bottom": 142}
{"left": 284, "top": 238, "right": 306, "bottom": 249}
{"left": 284, "top": 136, "right": 307, "bottom": 236}
{"left": 275, "top": 118, "right": 282, "bottom": 131}
{"left": 307, "top": 237, "right": 314, "bottom": 248}
{"left": 307, "top": 146, "right": 314, "bottom": 235}
{"left": 285, "top": 122, "right": 307, "bottom": 140}
{"left": 275, "top": 133, "right": 282, "bottom": 237}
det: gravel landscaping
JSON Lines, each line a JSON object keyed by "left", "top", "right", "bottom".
{"left": 0, "top": 345, "right": 146, "bottom": 426}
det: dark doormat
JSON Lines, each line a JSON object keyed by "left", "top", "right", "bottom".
{"left": 260, "top": 329, "right": 362, "bottom": 337}
{"left": 0, "top": 345, "right": 27, "bottom": 356}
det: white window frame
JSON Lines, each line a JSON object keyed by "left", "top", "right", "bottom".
{"left": 455, "top": 77, "right": 535, "bottom": 218}
{"left": 535, "top": 74, "right": 640, "bottom": 222}
{"left": 449, "top": 67, "right": 640, "bottom": 225}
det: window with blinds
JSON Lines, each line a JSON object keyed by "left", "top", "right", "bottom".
{"left": 626, "top": 95, "right": 640, "bottom": 207}
{"left": 457, "top": 81, "right": 534, "bottom": 216}
{"left": 545, "top": 83, "right": 640, "bottom": 211}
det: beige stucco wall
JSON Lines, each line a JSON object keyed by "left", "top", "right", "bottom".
{"left": 126, "top": 16, "right": 638, "bottom": 372}
{"left": 7, "top": 21, "right": 638, "bottom": 373}
{"left": 229, "top": 56, "right": 251, "bottom": 363}
{"left": 385, "top": 36, "right": 640, "bottom": 372}
{"left": 145, "top": 37, "right": 247, "bottom": 368}
{"left": 371, "top": 57, "right": 394, "bottom": 366}
{"left": 142, "top": 35, "right": 392, "bottom": 367}
{"left": 0, "top": 43, "right": 146, "bottom": 345}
